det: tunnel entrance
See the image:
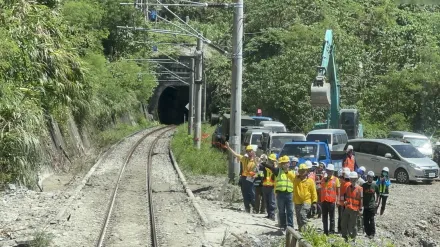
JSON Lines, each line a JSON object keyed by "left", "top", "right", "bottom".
{"left": 158, "top": 86, "right": 189, "bottom": 125}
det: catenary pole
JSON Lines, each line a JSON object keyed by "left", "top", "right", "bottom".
{"left": 188, "top": 58, "right": 195, "bottom": 135}
{"left": 194, "top": 38, "right": 203, "bottom": 149}
{"left": 228, "top": 0, "right": 244, "bottom": 182}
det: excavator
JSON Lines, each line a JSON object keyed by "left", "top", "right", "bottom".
{"left": 310, "top": 29, "right": 364, "bottom": 139}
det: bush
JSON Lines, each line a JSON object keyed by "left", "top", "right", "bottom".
{"left": 171, "top": 124, "right": 227, "bottom": 175}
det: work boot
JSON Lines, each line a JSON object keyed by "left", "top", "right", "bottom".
{"left": 269, "top": 215, "right": 276, "bottom": 221}
{"left": 380, "top": 208, "right": 385, "bottom": 215}
{"left": 245, "top": 208, "right": 251, "bottom": 213}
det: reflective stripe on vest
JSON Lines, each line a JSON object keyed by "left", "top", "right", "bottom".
{"left": 345, "top": 186, "right": 362, "bottom": 211}
{"left": 276, "top": 170, "right": 293, "bottom": 192}
{"left": 241, "top": 158, "right": 256, "bottom": 176}
{"left": 263, "top": 168, "right": 274, "bottom": 186}
{"left": 343, "top": 156, "right": 355, "bottom": 172}
{"left": 321, "top": 176, "right": 337, "bottom": 203}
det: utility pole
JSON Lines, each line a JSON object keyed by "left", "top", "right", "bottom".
{"left": 188, "top": 58, "right": 195, "bottom": 135}
{"left": 202, "top": 68, "right": 207, "bottom": 122}
{"left": 194, "top": 38, "right": 203, "bottom": 149}
{"left": 228, "top": 0, "right": 244, "bottom": 182}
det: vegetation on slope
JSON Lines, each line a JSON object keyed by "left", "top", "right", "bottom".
{"left": 165, "top": 0, "right": 440, "bottom": 138}
{"left": 171, "top": 124, "right": 227, "bottom": 175}
{"left": 0, "top": 0, "right": 159, "bottom": 185}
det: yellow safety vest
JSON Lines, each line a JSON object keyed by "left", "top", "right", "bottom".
{"left": 262, "top": 168, "right": 275, "bottom": 186}
{"left": 276, "top": 170, "right": 293, "bottom": 192}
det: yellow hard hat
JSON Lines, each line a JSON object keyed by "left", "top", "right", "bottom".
{"left": 245, "top": 145, "right": 253, "bottom": 151}
{"left": 298, "top": 163, "right": 308, "bottom": 170}
{"left": 268, "top": 153, "right": 277, "bottom": 161}
{"left": 278, "top": 155, "right": 290, "bottom": 163}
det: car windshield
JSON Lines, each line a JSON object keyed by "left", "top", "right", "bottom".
{"left": 306, "top": 134, "right": 332, "bottom": 144}
{"left": 270, "top": 126, "right": 286, "bottom": 132}
{"left": 242, "top": 119, "right": 256, "bottom": 126}
{"left": 404, "top": 137, "right": 431, "bottom": 148}
{"left": 271, "top": 136, "right": 295, "bottom": 150}
{"left": 251, "top": 134, "right": 262, "bottom": 145}
{"left": 279, "top": 144, "right": 317, "bottom": 158}
{"left": 392, "top": 144, "right": 426, "bottom": 158}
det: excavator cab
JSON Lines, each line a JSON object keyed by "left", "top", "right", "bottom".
{"left": 339, "top": 109, "right": 361, "bottom": 139}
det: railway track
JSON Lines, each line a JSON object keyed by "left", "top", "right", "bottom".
{"left": 96, "top": 125, "right": 175, "bottom": 247}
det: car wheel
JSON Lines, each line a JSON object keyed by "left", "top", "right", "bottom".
{"left": 395, "top": 168, "right": 409, "bottom": 184}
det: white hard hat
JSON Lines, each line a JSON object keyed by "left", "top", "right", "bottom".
{"left": 367, "top": 171, "right": 375, "bottom": 177}
{"left": 344, "top": 172, "right": 350, "bottom": 179}
{"left": 343, "top": 168, "right": 350, "bottom": 174}
{"left": 337, "top": 169, "right": 343, "bottom": 177}
{"left": 347, "top": 145, "right": 354, "bottom": 151}
{"left": 359, "top": 166, "right": 366, "bottom": 172}
{"left": 292, "top": 157, "right": 299, "bottom": 162}
{"left": 349, "top": 171, "right": 358, "bottom": 179}
{"left": 326, "top": 164, "right": 335, "bottom": 171}
{"left": 312, "top": 162, "right": 319, "bottom": 167}
{"left": 382, "top": 167, "right": 389, "bottom": 172}
{"left": 305, "top": 160, "right": 313, "bottom": 169}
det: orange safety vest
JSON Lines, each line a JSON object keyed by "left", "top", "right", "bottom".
{"left": 320, "top": 176, "right": 338, "bottom": 203}
{"left": 241, "top": 157, "right": 256, "bottom": 177}
{"left": 343, "top": 155, "right": 355, "bottom": 172}
{"left": 262, "top": 168, "right": 275, "bottom": 186}
{"left": 339, "top": 180, "right": 351, "bottom": 206}
{"left": 345, "top": 185, "right": 362, "bottom": 211}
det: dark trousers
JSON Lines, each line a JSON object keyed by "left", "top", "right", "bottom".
{"left": 321, "top": 201, "right": 336, "bottom": 234}
{"left": 255, "top": 186, "right": 265, "bottom": 213}
{"left": 240, "top": 176, "right": 255, "bottom": 212}
{"left": 277, "top": 192, "right": 294, "bottom": 228}
{"left": 379, "top": 195, "right": 388, "bottom": 215}
{"left": 338, "top": 205, "right": 343, "bottom": 232}
{"left": 263, "top": 186, "right": 276, "bottom": 217}
{"left": 363, "top": 208, "right": 376, "bottom": 236}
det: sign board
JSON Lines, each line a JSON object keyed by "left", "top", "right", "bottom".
{"left": 185, "top": 103, "right": 189, "bottom": 110}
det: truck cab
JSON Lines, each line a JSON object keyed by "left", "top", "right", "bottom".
{"left": 279, "top": 141, "right": 332, "bottom": 165}
{"left": 257, "top": 132, "right": 306, "bottom": 157}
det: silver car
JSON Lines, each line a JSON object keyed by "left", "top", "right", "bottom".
{"left": 345, "top": 139, "right": 439, "bottom": 184}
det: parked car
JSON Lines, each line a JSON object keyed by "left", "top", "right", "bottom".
{"left": 344, "top": 139, "right": 440, "bottom": 184}
{"left": 306, "top": 129, "right": 348, "bottom": 151}
{"left": 387, "top": 131, "right": 433, "bottom": 159}
{"left": 241, "top": 128, "right": 269, "bottom": 153}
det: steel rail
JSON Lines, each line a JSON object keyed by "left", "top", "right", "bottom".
{"left": 96, "top": 125, "right": 174, "bottom": 247}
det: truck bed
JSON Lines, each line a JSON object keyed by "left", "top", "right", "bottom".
{"left": 331, "top": 151, "right": 345, "bottom": 171}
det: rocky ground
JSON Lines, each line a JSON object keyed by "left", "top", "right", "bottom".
{"left": 2, "top": 127, "right": 440, "bottom": 247}
{"left": 186, "top": 173, "right": 440, "bottom": 247}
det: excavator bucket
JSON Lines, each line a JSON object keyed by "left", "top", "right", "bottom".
{"left": 311, "top": 75, "right": 331, "bottom": 107}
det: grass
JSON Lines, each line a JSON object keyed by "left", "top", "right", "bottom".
{"left": 95, "top": 120, "right": 158, "bottom": 149}
{"left": 31, "top": 231, "right": 53, "bottom": 247}
{"left": 301, "top": 226, "right": 395, "bottom": 247}
{"left": 171, "top": 123, "right": 228, "bottom": 175}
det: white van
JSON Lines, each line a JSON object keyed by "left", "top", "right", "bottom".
{"left": 388, "top": 131, "right": 433, "bottom": 159}
{"left": 306, "top": 129, "right": 348, "bottom": 151}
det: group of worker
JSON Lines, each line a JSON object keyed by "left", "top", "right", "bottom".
{"left": 225, "top": 142, "right": 391, "bottom": 242}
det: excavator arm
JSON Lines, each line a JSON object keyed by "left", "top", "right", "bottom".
{"left": 310, "top": 29, "right": 340, "bottom": 128}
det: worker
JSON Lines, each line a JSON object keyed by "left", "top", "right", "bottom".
{"left": 259, "top": 154, "right": 277, "bottom": 220}
{"left": 357, "top": 166, "right": 366, "bottom": 185}
{"left": 290, "top": 157, "right": 299, "bottom": 173}
{"left": 293, "top": 163, "right": 318, "bottom": 232}
{"left": 320, "top": 164, "right": 340, "bottom": 235}
{"left": 262, "top": 155, "right": 295, "bottom": 230}
{"left": 362, "top": 171, "right": 380, "bottom": 239}
{"left": 341, "top": 172, "right": 363, "bottom": 242}
{"left": 376, "top": 167, "right": 391, "bottom": 215}
{"left": 315, "top": 162, "right": 326, "bottom": 219}
{"left": 337, "top": 168, "right": 350, "bottom": 233}
{"left": 225, "top": 142, "right": 256, "bottom": 213}
{"left": 254, "top": 160, "right": 265, "bottom": 214}
{"left": 306, "top": 161, "right": 316, "bottom": 218}
{"left": 342, "top": 145, "right": 358, "bottom": 172}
